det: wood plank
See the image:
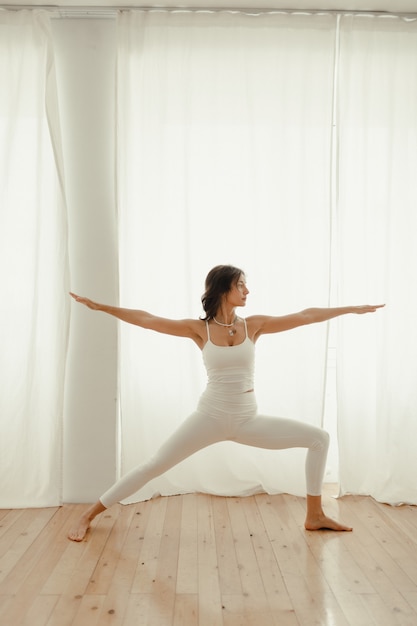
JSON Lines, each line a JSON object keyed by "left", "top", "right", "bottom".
{"left": 340, "top": 528, "right": 416, "bottom": 622}
{"left": 0, "top": 506, "right": 75, "bottom": 624}
{"left": 241, "top": 496, "right": 298, "bottom": 625}
{"left": 0, "top": 508, "right": 57, "bottom": 585}
{"left": 146, "top": 495, "right": 182, "bottom": 626}
{"left": 197, "top": 494, "right": 224, "bottom": 626}
{"left": 221, "top": 594, "right": 247, "bottom": 626}
{"left": 402, "top": 591, "right": 417, "bottom": 614}
{"left": 98, "top": 501, "right": 152, "bottom": 626}
{"left": 334, "top": 495, "right": 417, "bottom": 593}
{"left": 21, "top": 595, "right": 59, "bottom": 626}
{"left": 130, "top": 497, "right": 167, "bottom": 594}
{"left": 226, "top": 496, "right": 274, "bottom": 625}
{"left": 71, "top": 593, "right": 106, "bottom": 626}
{"left": 342, "top": 495, "right": 417, "bottom": 587}
{"left": 212, "top": 496, "right": 242, "bottom": 596}
{"left": 176, "top": 494, "right": 198, "bottom": 595}
{"left": 0, "top": 508, "right": 12, "bottom": 520}
{"left": 122, "top": 594, "right": 152, "bottom": 625}
{"left": 86, "top": 502, "right": 137, "bottom": 595}
{"left": 330, "top": 496, "right": 417, "bottom": 624}
{"left": 41, "top": 505, "right": 92, "bottom": 595}
{"left": 0, "top": 595, "right": 14, "bottom": 625}
{"left": 0, "top": 509, "right": 26, "bottom": 544}
{"left": 360, "top": 592, "right": 417, "bottom": 626}
{"left": 173, "top": 593, "right": 198, "bottom": 626}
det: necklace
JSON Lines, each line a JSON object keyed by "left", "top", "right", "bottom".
{"left": 213, "top": 316, "right": 238, "bottom": 336}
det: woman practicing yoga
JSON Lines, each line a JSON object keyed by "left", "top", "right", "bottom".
{"left": 68, "top": 264, "right": 384, "bottom": 541}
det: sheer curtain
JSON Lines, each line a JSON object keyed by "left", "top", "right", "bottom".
{"left": 336, "top": 15, "right": 417, "bottom": 504}
{"left": 116, "top": 10, "right": 337, "bottom": 502}
{"left": 0, "top": 10, "right": 69, "bottom": 507}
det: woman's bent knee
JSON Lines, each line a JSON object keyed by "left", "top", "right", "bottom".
{"left": 311, "top": 428, "right": 330, "bottom": 451}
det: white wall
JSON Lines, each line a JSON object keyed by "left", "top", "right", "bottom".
{"left": 53, "top": 18, "right": 119, "bottom": 502}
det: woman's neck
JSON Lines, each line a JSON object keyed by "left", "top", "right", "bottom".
{"left": 214, "top": 308, "right": 237, "bottom": 325}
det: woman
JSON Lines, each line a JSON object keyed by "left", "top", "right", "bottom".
{"left": 68, "top": 264, "right": 384, "bottom": 541}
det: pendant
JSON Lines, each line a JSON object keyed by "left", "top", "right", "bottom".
{"left": 229, "top": 329, "right": 236, "bottom": 336}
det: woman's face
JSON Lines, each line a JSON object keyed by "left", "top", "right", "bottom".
{"left": 224, "top": 274, "right": 249, "bottom": 308}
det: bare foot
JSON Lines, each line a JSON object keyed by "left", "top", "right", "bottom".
{"left": 68, "top": 516, "right": 91, "bottom": 541}
{"left": 304, "top": 514, "right": 352, "bottom": 532}
{"left": 67, "top": 500, "right": 106, "bottom": 542}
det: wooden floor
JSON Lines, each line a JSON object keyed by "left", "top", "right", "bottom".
{"left": 1, "top": 485, "right": 417, "bottom": 626}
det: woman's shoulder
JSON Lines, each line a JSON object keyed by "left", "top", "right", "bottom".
{"left": 243, "top": 315, "right": 267, "bottom": 343}
{"left": 244, "top": 314, "right": 269, "bottom": 327}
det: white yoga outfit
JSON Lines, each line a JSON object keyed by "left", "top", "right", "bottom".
{"left": 100, "top": 319, "right": 329, "bottom": 507}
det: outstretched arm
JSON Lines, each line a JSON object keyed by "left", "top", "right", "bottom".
{"left": 69, "top": 293, "right": 203, "bottom": 343}
{"left": 249, "top": 304, "right": 385, "bottom": 341}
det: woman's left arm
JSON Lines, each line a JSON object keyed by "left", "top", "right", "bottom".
{"left": 249, "top": 304, "right": 385, "bottom": 341}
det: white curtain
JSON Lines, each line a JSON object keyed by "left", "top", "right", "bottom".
{"left": 336, "top": 15, "right": 417, "bottom": 504}
{"left": 0, "top": 10, "right": 69, "bottom": 507}
{"left": 116, "top": 10, "right": 337, "bottom": 502}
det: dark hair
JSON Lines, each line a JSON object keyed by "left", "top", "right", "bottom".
{"left": 201, "top": 265, "right": 245, "bottom": 321}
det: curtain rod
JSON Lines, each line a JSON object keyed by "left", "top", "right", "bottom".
{"left": 1, "top": 5, "right": 416, "bottom": 19}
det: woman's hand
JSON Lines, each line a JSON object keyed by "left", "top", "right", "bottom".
{"left": 69, "top": 292, "right": 102, "bottom": 311}
{"left": 353, "top": 304, "right": 385, "bottom": 314}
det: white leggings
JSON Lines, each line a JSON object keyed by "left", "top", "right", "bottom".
{"left": 100, "top": 387, "right": 329, "bottom": 508}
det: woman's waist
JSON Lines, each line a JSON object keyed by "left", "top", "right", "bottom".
{"left": 198, "top": 384, "right": 257, "bottom": 414}
{"left": 205, "top": 379, "right": 255, "bottom": 395}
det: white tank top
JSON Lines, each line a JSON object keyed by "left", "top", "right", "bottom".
{"left": 202, "top": 319, "right": 255, "bottom": 393}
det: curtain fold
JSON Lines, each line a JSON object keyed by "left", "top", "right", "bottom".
{"left": 0, "top": 10, "right": 69, "bottom": 507}
{"left": 336, "top": 14, "right": 417, "bottom": 504}
{"left": 116, "top": 10, "right": 336, "bottom": 502}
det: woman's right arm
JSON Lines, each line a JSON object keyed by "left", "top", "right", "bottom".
{"left": 69, "top": 293, "right": 203, "bottom": 343}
